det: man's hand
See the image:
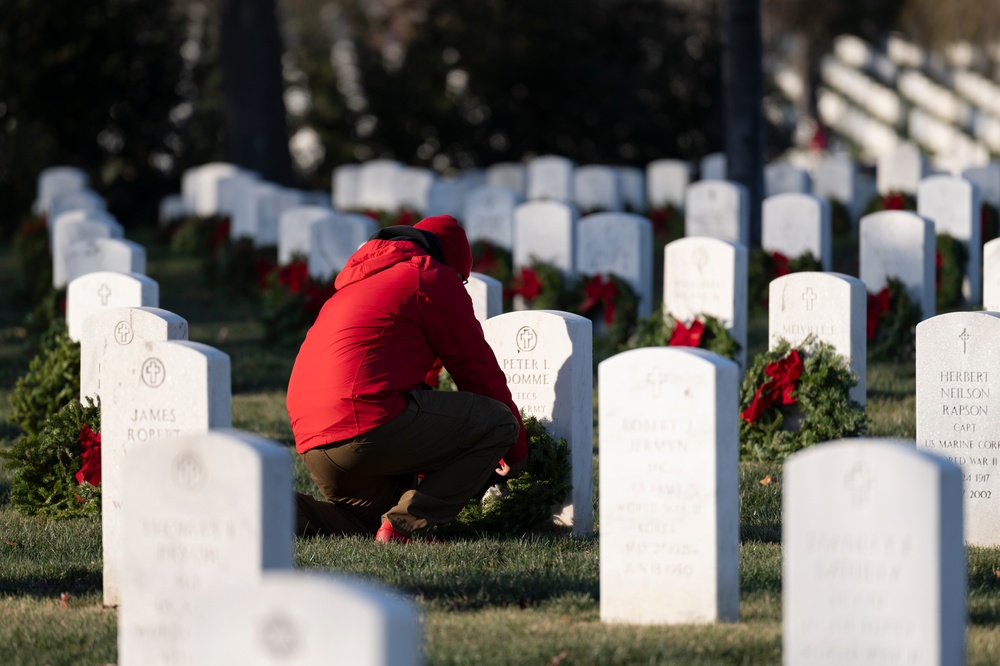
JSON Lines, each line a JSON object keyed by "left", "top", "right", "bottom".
{"left": 496, "top": 456, "right": 527, "bottom": 478}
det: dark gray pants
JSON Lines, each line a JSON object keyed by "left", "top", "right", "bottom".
{"left": 296, "top": 390, "right": 518, "bottom": 537}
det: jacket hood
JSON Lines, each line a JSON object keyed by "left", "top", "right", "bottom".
{"left": 334, "top": 238, "right": 430, "bottom": 290}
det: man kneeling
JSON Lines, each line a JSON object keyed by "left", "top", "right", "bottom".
{"left": 286, "top": 215, "right": 527, "bottom": 543}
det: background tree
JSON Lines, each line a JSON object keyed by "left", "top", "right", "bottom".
{"left": 0, "top": 0, "right": 188, "bottom": 235}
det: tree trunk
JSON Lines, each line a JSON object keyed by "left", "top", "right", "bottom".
{"left": 723, "top": 0, "right": 764, "bottom": 247}
{"left": 220, "top": 0, "right": 294, "bottom": 185}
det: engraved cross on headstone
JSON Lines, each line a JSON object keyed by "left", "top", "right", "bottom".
{"left": 844, "top": 461, "right": 873, "bottom": 507}
{"left": 959, "top": 328, "right": 971, "bottom": 354}
{"left": 694, "top": 249, "right": 708, "bottom": 273}
{"left": 141, "top": 358, "right": 165, "bottom": 387}
{"left": 517, "top": 327, "right": 537, "bottom": 351}
{"left": 802, "top": 287, "right": 817, "bottom": 311}
{"left": 114, "top": 321, "right": 132, "bottom": 345}
{"left": 260, "top": 614, "right": 299, "bottom": 658}
{"left": 645, "top": 366, "right": 670, "bottom": 399}
{"left": 98, "top": 283, "right": 112, "bottom": 306}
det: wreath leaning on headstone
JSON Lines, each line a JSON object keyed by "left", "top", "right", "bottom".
{"left": 936, "top": 233, "right": 968, "bottom": 310}
{"left": 625, "top": 309, "right": 741, "bottom": 362}
{"left": 867, "top": 277, "right": 921, "bottom": 362}
{"left": 748, "top": 249, "right": 822, "bottom": 311}
{"left": 1, "top": 398, "right": 101, "bottom": 518}
{"left": 445, "top": 415, "right": 571, "bottom": 537}
{"left": 470, "top": 240, "right": 513, "bottom": 288}
{"left": 9, "top": 327, "right": 80, "bottom": 438}
{"left": 568, "top": 272, "right": 638, "bottom": 354}
{"left": 739, "top": 338, "right": 866, "bottom": 462}
{"left": 504, "top": 257, "right": 567, "bottom": 311}
{"left": 259, "top": 258, "right": 336, "bottom": 347}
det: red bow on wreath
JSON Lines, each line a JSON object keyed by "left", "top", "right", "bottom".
{"left": 866, "top": 287, "right": 891, "bottom": 340}
{"left": 506, "top": 267, "right": 543, "bottom": 301}
{"left": 771, "top": 251, "right": 791, "bottom": 278}
{"left": 740, "top": 349, "right": 803, "bottom": 423}
{"left": 75, "top": 424, "right": 102, "bottom": 487}
{"left": 668, "top": 319, "right": 704, "bottom": 347}
{"left": 884, "top": 192, "right": 906, "bottom": 210}
{"left": 580, "top": 275, "right": 618, "bottom": 326}
{"left": 475, "top": 243, "right": 500, "bottom": 276}
{"left": 278, "top": 261, "right": 310, "bottom": 294}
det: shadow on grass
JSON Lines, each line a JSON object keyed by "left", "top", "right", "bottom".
{"left": 0, "top": 568, "right": 102, "bottom": 598}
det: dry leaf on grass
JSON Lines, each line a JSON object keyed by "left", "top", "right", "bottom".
{"left": 60, "top": 592, "right": 71, "bottom": 608}
{"left": 549, "top": 650, "right": 570, "bottom": 665}
{"left": 759, "top": 475, "right": 775, "bottom": 486}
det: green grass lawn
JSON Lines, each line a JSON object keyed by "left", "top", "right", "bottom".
{"left": 1, "top": 228, "right": 999, "bottom": 665}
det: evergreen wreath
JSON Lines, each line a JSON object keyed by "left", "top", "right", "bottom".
{"left": 259, "top": 258, "right": 336, "bottom": 347}
{"left": 867, "top": 277, "right": 921, "bottom": 362}
{"left": 828, "top": 198, "right": 853, "bottom": 237}
{"left": 569, "top": 272, "right": 638, "bottom": 355}
{"left": 748, "top": 249, "right": 822, "bottom": 310}
{"left": 165, "top": 214, "right": 230, "bottom": 257}
{"left": 862, "top": 190, "right": 916, "bottom": 216}
{"left": 936, "top": 233, "right": 968, "bottom": 309}
{"left": 9, "top": 327, "right": 80, "bottom": 438}
{"left": 625, "top": 308, "right": 741, "bottom": 362}
{"left": 983, "top": 203, "right": 999, "bottom": 243}
{"left": 445, "top": 416, "right": 571, "bottom": 536}
{"left": 1, "top": 398, "right": 101, "bottom": 518}
{"left": 648, "top": 204, "right": 684, "bottom": 242}
{"left": 739, "top": 338, "right": 866, "bottom": 462}
{"left": 471, "top": 240, "right": 513, "bottom": 288}
{"left": 504, "top": 257, "right": 567, "bottom": 311}
{"left": 13, "top": 216, "right": 52, "bottom": 305}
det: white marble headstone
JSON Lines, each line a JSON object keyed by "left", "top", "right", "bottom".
{"left": 159, "top": 194, "right": 193, "bottom": 228}
{"left": 37, "top": 166, "right": 88, "bottom": 215}
{"left": 52, "top": 212, "right": 124, "bottom": 288}
{"left": 963, "top": 164, "right": 1000, "bottom": 208}
{"left": 425, "top": 179, "right": 467, "bottom": 219}
{"left": 917, "top": 311, "right": 1000, "bottom": 545}
{"left": 80, "top": 306, "right": 188, "bottom": 404}
{"left": 465, "top": 272, "right": 502, "bottom": 321}
{"left": 257, "top": 188, "right": 307, "bottom": 248}
{"left": 309, "top": 214, "right": 378, "bottom": 282}
{"left": 486, "top": 162, "right": 526, "bottom": 195}
{"left": 512, "top": 201, "right": 578, "bottom": 278}
{"left": 463, "top": 185, "right": 522, "bottom": 250}
{"left": 769, "top": 272, "right": 867, "bottom": 404}
{"left": 700, "top": 153, "right": 727, "bottom": 180}
{"left": 984, "top": 237, "right": 1000, "bottom": 311}
{"left": 181, "top": 162, "right": 241, "bottom": 216}
{"left": 646, "top": 159, "right": 692, "bottom": 210}
{"left": 395, "top": 167, "right": 435, "bottom": 212}
{"left": 859, "top": 210, "right": 936, "bottom": 319}
{"left": 575, "top": 213, "right": 654, "bottom": 318}
{"left": 332, "top": 164, "right": 360, "bottom": 211}
{"left": 49, "top": 189, "right": 107, "bottom": 227}
{"left": 599, "top": 347, "right": 740, "bottom": 625}
{"left": 761, "top": 193, "right": 832, "bottom": 271}
{"left": 217, "top": 171, "right": 261, "bottom": 218}
{"left": 813, "top": 153, "right": 860, "bottom": 224}
{"left": 278, "top": 206, "right": 336, "bottom": 266}
{"left": 101, "top": 339, "right": 232, "bottom": 608}
{"left": 231, "top": 181, "right": 281, "bottom": 242}
{"left": 765, "top": 162, "right": 813, "bottom": 197}
{"left": 685, "top": 180, "right": 750, "bottom": 246}
{"left": 663, "top": 237, "right": 748, "bottom": 370}
{"left": 482, "top": 311, "right": 593, "bottom": 535}
{"left": 526, "top": 155, "right": 575, "bottom": 203}
{"left": 357, "top": 160, "right": 403, "bottom": 211}
{"left": 64, "top": 238, "right": 146, "bottom": 287}
{"left": 877, "top": 142, "right": 928, "bottom": 195}
{"left": 66, "top": 271, "right": 159, "bottom": 342}
{"left": 783, "top": 439, "right": 964, "bottom": 666}
{"left": 573, "top": 166, "right": 622, "bottom": 212}
{"left": 119, "top": 429, "right": 291, "bottom": 666}
{"left": 188, "top": 572, "right": 420, "bottom": 666}
{"left": 618, "top": 167, "right": 646, "bottom": 213}
{"left": 918, "top": 175, "right": 982, "bottom": 304}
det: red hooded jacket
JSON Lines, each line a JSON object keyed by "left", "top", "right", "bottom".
{"left": 286, "top": 237, "right": 528, "bottom": 462}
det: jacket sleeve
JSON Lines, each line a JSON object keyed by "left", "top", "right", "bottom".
{"left": 417, "top": 265, "right": 528, "bottom": 463}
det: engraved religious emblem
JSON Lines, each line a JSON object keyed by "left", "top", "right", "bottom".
{"left": 959, "top": 328, "right": 971, "bottom": 354}
{"left": 844, "top": 461, "right": 873, "bottom": 507}
{"left": 516, "top": 326, "right": 538, "bottom": 352}
{"left": 140, "top": 358, "right": 166, "bottom": 387}
{"left": 172, "top": 452, "right": 206, "bottom": 492}
{"left": 98, "top": 283, "right": 112, "bottom": 306}
{"left": 802, "top": 287, "right": 817, "bottom": 312}
{"left": 259, "top": 613, "right": 300, "bottom": 659}
{"left": 114, "top": 321, "right": 134, "bottom": 345}
{"left": 693, "top": 248, "right": 708, "bottom": 273}
{"left": 645, "top": 366, "right": 670, "bottom": 399}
